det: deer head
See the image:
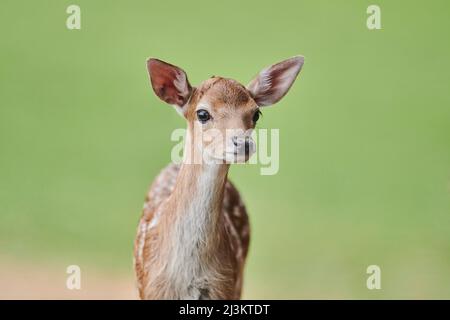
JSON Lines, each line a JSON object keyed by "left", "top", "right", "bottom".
{"left": 147, "top": 56, "right": 304, "bottom": 164}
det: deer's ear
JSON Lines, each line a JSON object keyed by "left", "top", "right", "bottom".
{"left": 247, "top": 56, "right": 304, "bottom": 107}
{"left": 147, "top": 58, "right": 193, "bottom": 108}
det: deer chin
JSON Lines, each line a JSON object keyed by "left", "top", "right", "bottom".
{"left": 200, "top": 151, "right": 251, "bottom": 164}
{"left": 223, "top": 151, "right": 253, "bottom": 164}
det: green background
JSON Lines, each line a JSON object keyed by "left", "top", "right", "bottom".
{"left": 1, "top": 0, "right": 449, "bottom": 298}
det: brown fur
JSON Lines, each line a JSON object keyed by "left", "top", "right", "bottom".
{"left": 135, "top": 56, "right": 303, "bottom": 300}
{"left": 134, "top": 78, "right": 254, "bottom": 300}
{"left": 134, "top": 163, "right": 250, "bottom": 299}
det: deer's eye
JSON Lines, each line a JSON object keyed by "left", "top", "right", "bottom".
{"left": 196, "top": 109, "right": 211, "bottom": 123}
{"left": 253, "top": 110, "right": 262, "bottom": 123}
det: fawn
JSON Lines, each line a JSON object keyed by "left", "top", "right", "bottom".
{"left": 134, "top": 56, "right": 304, "bottom": 299}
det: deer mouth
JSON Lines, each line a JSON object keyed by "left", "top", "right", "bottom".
{"left": 224, "top": 151, "right": 252, "bottom": 163}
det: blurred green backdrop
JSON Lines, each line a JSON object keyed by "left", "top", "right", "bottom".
{"left": 1, "top": 0, "right": 449, "bottom": 298}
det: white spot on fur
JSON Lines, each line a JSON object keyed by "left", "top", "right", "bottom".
{"left": 148, "top": 209, "right": 162, "bottom": 229}
{"left": 136, "top": 220, "right": 147, "bottom": 265}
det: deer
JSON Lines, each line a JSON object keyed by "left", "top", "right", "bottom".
{"left": 133, "top": 56, "right": 304, "bottom": 300}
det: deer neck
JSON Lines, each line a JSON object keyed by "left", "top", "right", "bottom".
{"left": 167, "top": 128, "right": 230, "bottom": 254}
